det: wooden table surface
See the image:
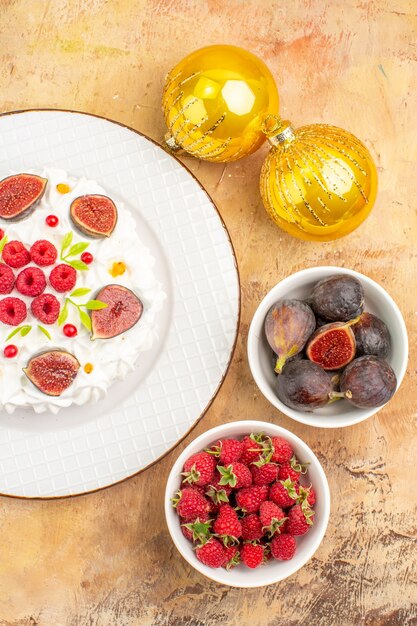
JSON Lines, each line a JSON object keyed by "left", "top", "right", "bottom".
{"left": 1, "top": 1, "right": 416, "bottom": 624}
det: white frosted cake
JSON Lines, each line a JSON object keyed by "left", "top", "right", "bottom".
{"left": 0, "top": 168, "right": 165, "bottom": 414}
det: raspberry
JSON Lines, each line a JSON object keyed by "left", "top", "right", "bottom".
{"left": 212, "top": 504, "right": 242, "bottom": 543}
{"left": 2, "top": 240, "right": 31, "bottom": 268}
{"left": 301, "top": 485, "right": 316, "bottom": 507}
{"left": 259, "top": 501, "right": 287, "bottom": 537}
{"left": 251, "top": 462, "right": 279, "bottom": 485}
{"left": 271, "top": 534, "right": 297, "bottom": 561}
{"left": 240, "top": 543, "right": 264, "bottom": 568}
{"left": 180, "top": 515, "right": 211, "bottom": 543}
{"left": 240, "top": 514, "right": 263, "bottom": 541}
{"left": 236, "top": 485, "right": 269, "bottom": 513}
{"left": 195, "top": 538, "right": 226, "bottom": 568}
{"left": 270, "top": 479, "right": 299, "bottom": 509}
{"left": 49, "top": 263, "right": 77, "bottom": 292}
{"left": 286, "top": 504, "right": 315, "bottom": 536}
{"left": 216, "top": 462, "right": 252, "bottom": 489}
{"left": 208, "top": 438, "right": 243, "bottom": 465}
{"left": 172, "top": 487, "right": 211, "bottom": 522}
{"left": 222, "top": 544, "right": 240, "bottom": 570}
{"left": 269, "top": 436, "right": 293, "bottom": 464}
{"left": 240, "top": 435, "right": 264, "bottom": 465}
{"left": 205, "top": 470, "right": 232, "bottom": 505}
{"left": 0, "top": 263, "right": 15, "bottom": 294}
{"left": 277, "top": 456, "right": 308, "bottom": 483}
{"left": 0, "top": 297, "right": 27, "bottom": 325}
{"left": 182, "top": 451, "right": 216, "bottom": 487}
{"left": 16, "top": 267, "right": 46, "bottom": 297}
{"left": 30, "top": 240, "right": 58, "bottom": 266}
{"left": 31, "top": 293, "right": 60, "bottom": 324}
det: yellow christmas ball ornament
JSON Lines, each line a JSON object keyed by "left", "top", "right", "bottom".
{"left": 162, "top": 45, "right": 279, "bottom": 162}
{"left": 260, "top": 116, "right": 378, "bottom": 241}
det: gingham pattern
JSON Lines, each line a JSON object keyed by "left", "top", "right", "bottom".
{"left": 0, "top": 111, "right": 239, "bottom": 497}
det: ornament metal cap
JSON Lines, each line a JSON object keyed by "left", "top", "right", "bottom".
{"left": 164, "top": 132, "right": 185, "bottom": 154}
{"left": 262, "top": 115, "right": 295, "bottom": 146}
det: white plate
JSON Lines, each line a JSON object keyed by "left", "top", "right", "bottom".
{"left": 0, "top": 110, "right": 240, "bottom": 498}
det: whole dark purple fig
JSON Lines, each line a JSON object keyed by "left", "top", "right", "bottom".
{"left": 275, "top": 360, "right": 335, "bottom": 412}
{"left": 309, "top": 274, "right": 365, "bottom": 321}
{"left": 352, "top": 312, "right": 391, "bottom": 358}
{"left": 338, "top": 355, "right": 397, "bottom": 408}
{"left": 265, "top": 299, "right": 316, "bottom": 374}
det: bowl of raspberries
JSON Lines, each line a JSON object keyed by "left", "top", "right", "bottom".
{"left": 165, "top": 420, "right": 330, "bottom": 587}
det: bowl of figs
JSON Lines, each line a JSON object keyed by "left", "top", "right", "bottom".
{"left": 248, "top": 267, "right": 408, "bottom": 428}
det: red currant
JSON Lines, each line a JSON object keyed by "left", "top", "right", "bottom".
{"left": 63, "top": 324, "right": 77, "bottom": 338}
{"left": 0, "top": 228, "right": 5, "bottom": 240}
{"left": 81, "top": 252, "right": 94, "bottom": 264}
{"left": 46, "top": 215, "right": 59, "bottom": 227}
{"left": 4, "top": 345, "right": 18, "bottom": 358}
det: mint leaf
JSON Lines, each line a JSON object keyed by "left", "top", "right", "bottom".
{"left": 70, "top": 287, "right": 91, "bottom": 298}
{"left": 67, "top": 259, "right": 89, "bottom": 271}
{"left": 84, "top": 300, "right": 107, "bottom": 310}
{"left": 57, "top": 300, "right": 69, "bottom": 325}
{"left": 67, "top": 242, "right": 89, "bottom": 257}
{"left": 6, "top": 326, "right": 22, "bottom": 341}
{"left": 79, "top": 310, "right": 92, "bottom": 331}
{"left": 61, "top": 231, "right": 73, "bottom": 257}
{"left": 38, "top": 325, "right": 51, "bottom": 340}
{"left": 20, "top": 325, "right": 32, "bottom": 337}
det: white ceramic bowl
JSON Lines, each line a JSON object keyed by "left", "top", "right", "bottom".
{"left": 164, "top": 420, "right": 330, "bottom": 588}
{"left": 248, "top": 266, "right": 408, "bottom": 428}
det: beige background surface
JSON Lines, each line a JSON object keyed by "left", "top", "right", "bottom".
{"left": 0, "top": 1, "right": 416, "bottom": 624}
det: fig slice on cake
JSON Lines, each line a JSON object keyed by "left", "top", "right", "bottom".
{"left": 91, "top": 284, "right": 143, "bottom": 340}
{"left": 70, "top": 194, "right": 118, "bottom": 238}
{"left": 23, "top": 350, "right": 80, "bottom": 396}
{"left": 0, "top": 173, "right": 48, "bottom": 220}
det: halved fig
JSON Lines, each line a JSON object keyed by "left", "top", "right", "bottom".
{"left": 23, "top": 350, "right": 80, "bottom": 396}
{"left": 0, "top": 173, "right": 47, "bottom": 220}
{"left": 306, "top": 321, "right": 356, "bottom": 370}
{"left": 91, "top": 284, "right": 143, "bottom": 340}
{"left": 70, "top": 194, "right": 118, "bottom": 238}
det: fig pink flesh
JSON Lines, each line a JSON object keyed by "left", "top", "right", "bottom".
{"left": 24, "top": 350, "right": 80, "bottom": 396}
{"left": 91, "top": 285, "right": 143, "bottom": 339}
{"left": 70, "top": 194, "right": 117, "bottom": 237}
{"left": 307, "top": 326, "right": 355, "bottom": 370}
{"left": 0, "top": 174, "right": 47, "bottom": 219}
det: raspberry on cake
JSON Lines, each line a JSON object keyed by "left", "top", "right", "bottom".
{"left": 2, "top": 240, "right": 31, "bottom": 268}
{"left": 16, "top": 267, "right": 46, "bottom": 297}
{"left": 31, "top": 293, "right": 60, "bottom": 324}
{"left": 49, "top": 263, "right": 77, "bottom": 292}
{"left": 0, "top": 263, "right": 15, "bottom": 294}
{"left": 30, "top": 240, "right": 58, "bottom": 266}
{"left": 0, "top": 296, "right": 27, "bottom": 325}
